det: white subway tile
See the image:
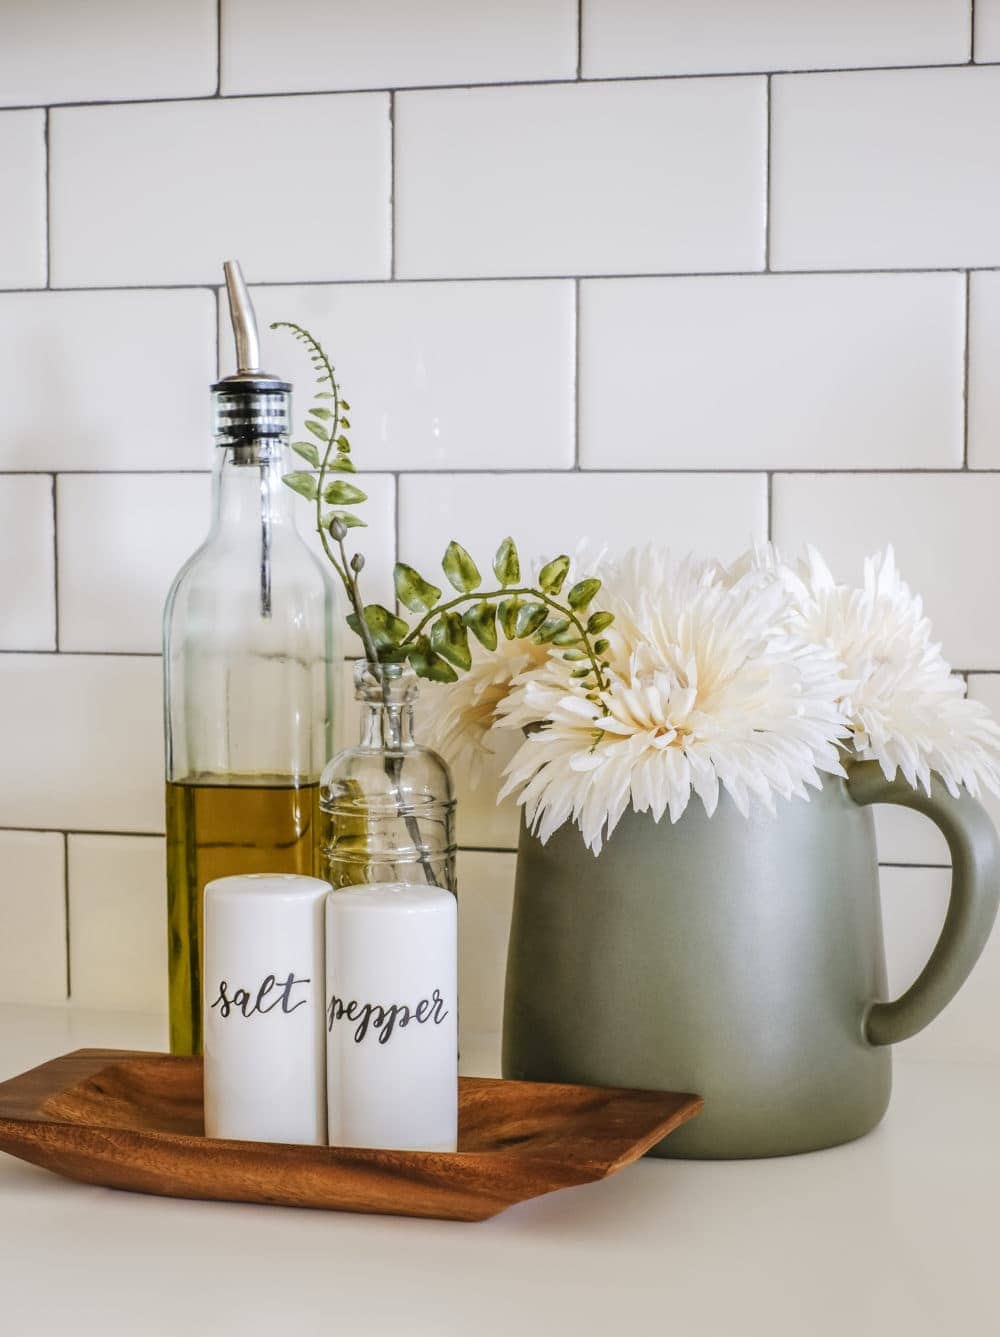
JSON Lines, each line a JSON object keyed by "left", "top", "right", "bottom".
{"left": 50, "top": 95, "right": 390, "bottom": 287}
{"left": 221, "top": 281, "right": 574, "bottom": 471}
{"left": 0, "top": 0, "right": 216, "bottom": 106}
{"left": 875, "top": 806, "right": 949, "bottom": 867}
{"left": 0, "top": 111, "right": 46, "bottom": 288}
{"left": 0, "top": 290, "right": 215, "bottom": 471}
{"left": 395, "top": 79, "right": 766, "bottom": 279}
{"left": 222, "top": 0, "right": 576, "bottom": 94}
{"left": 301, "top": 473, "right": 396, "bottom": 612}
{"left": 584, "top": 1, "right": 970, "bottom": 78}
{"left": 772, "top": 474, "right": 1000, "bottom": 669}
{"left": 0, "top": 656, "right": 163, "bottom": 833}
{"left": 0, "top": 832, "right": 66, "bottom": 1004}
{"left": 580, "top": 274, "right": 963, "bottom": 470}
{"left": 457, "top": 850, "right": 515, "bottom": 1038}
{"left": 57, "top": 475, "right": 211, "bottom": 653}
{"left": 880, "top": 866, "right": 1000, "bottom": 1062}
{"left": 967, "top": 676, "right": 1000, "bottom": 840}
{"left": 67, "top": 835, "right": 167, "bottom": 1013}
{"left": 975, "top": 0, "right": 1000, "bottom": 62}
{"left": 771, "top": 67, "right": 1000, "bottom": 270}
{"left": 0, "top": 476, "right": 55, "bottom": 651}
{"left": 399, "top": 473, "right": 768, "bottom": 576}
{"left": 967, "top": 271, "right": 1000, "bottom": 468}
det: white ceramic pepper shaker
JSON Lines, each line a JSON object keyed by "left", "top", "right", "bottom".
{"left": 204, "top": 873, "right": 330, "bottom": 1145}
{"left": 325, "top": 882, "right": 458, "bottom": 1152}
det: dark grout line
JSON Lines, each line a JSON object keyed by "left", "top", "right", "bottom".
{"left": 576, "top": 0, "right": 583, "bottom": 79}
{"left": 0, "top": 267, "right": 987, "bottom": 298}
{"left": 4, "top": 465, "right": 1000, "bottom": 479}
{"left": 1, "top": 825, "right": 165, "bottom": 839}
{"left": 43, "top": 108, "right": 51, "bottom": 288}
{"left": 216, "top": 0, "right": 223, "bottom": 96}
{"left": 389, "top": 91, "right": 397, "bottom": 280}
{"left": 763, "top": 75, "right": 772, "bottom": 272}
{"left": 459, "top": 845, "right": 519, "bottom": 856}
{"left": 963, "top": 270, "right": 972, "bottom": 467}
{"left": 50, "top": 474, "right": 59, "bottom": 650}
{"left": 766, "top": 472, "right": 774, "bottom": 540}
{"left": 0, "top": 58, "right": 995, "bottom": 115}
{"left": 63, "top": 831, "right": 71, "bottom": 999}
{"left": 0, "top": 649, "right": 162, "bottom": 658}
{"left": 972, "top": 0, "right": 978, "bottom": 63}
{"left": 572, "top": 278, "right": 581, "bottom": 469}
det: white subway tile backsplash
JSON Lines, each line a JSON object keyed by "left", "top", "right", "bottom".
{"left": 57, "top": 475, "right": 211, "bottom": 653}
{"left": 880, "top": 866, "right": 1000, "bottom": 1063}
{"left": 771, "top": 67, "right": 1000, "bottom": 270}
{"left": 399, "top": 473, "right": 768, "bottom": 576}
{"left": 0, "top": 111, "right": 46, "bottom": 288}
{"left": 395, "top": 79, "right": 766, "bottom": 279}
{"left": 0, "top": 832, "right": 66, "bottom": 1004}
{"left": 457, "top": 850, "right": 515, "bottom": 1038}
{"left": 0, "top": 289, "right": 215, "bottom": 471}
{"left": 975, "top": 0, "right": 1000, "bottom": 62}
{"left": 772, "top": 474, "right": 1000, "bottom": 669}
{"left": 580, "top": 274, "right": 964, "bottom": 470}
{"left": 220, "top": 281, "right": 574, "bottom": 471}
{"left": 967, "top": 271, "right": 1000, "bottom": 469}
{"left": 222, "top": 0, "right": 577, "bottom": 94}
{"left": 875, "top": 806, "right": 949, "bottom": 867}
{"left": 0, "top": 477, "right": 55, "bottom": 651}
{"left": 583, "top": 0, "right": 970, "bottom": 78}
{"left": 67, "top": 835, "right": 167, "bottom": 1013}
{"left": 0, "top": 656, "right": 163, "bottom": 833}
{"left": 0, "top": 0, "right": 216, "bottom": 106}
{"left": 50, "top": 95, "right": 390, "bottom": 287}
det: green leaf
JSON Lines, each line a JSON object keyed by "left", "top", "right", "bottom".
{"left": 562, "top": 648, "right": 589, "bottom": 662}
{"left": 552, "top": 625, "right": 583, "bottom": 646}
{"left": 463, "top": 600, "right": 498, "bottom": 651}
{"left": 538, "top": 555, "right": 570, "bottom": 595}
{"left": 514, "top": 601, "right": 548, "bottom": 638}
{"left": 283, "top": 471, "right": 319, "bottom": 501}
{"left": 393, "top": 563, "right": 442, "bottom": 614}
{"left": 346, "top": 604, "right": 408, "bottom": 652}
{"left": 325, "top": 510, "right": 366, "bottom": 530}
{"left": 493, "top": 537, "right": 520, "bottom": 587}
{"left": 567, "top": 578, "right": 602, "bottom": 610}
{"left": 430, "top": 611, "right": 472, "bottom": 670}
{"left": 498, "top": 596, "right": 523, "bottom": 640}
{"left": 587, "top": 610, "right": 615, "bottom": 635}
{"left": 340, "top": 400, "right": 351, "bottom": 411}
{"left": 291, "top": 441, "right": 320, "bottom": 468}
{"left": 340, "top": 417, "right": 351, "bottom": 429}
{"left": 310, "top": 407, "right": 333, "bottom": 420}
{"left": 306, "top": 418, "right": 331, "bottom": 442}
{"left": 442, "top": 540, "right": 481, "bottom": 593}
{"left": 335, "top": 436, "right": 351, "bottom": 451}
{"left": 593, "top": 637, "right": 610, "bottom": 655}
{"left": 326, "top": 456, "right": 356, "bottom": 473}
{"left": 323, "top": 480, "right": 367, "bottom": 506}
{"left": 315, "top": 392, "right": 335, "bottom": 400}
{"left": 406, "top": 636, "right": 458, "bottom": 684}
{"left": 532, "top": 617, "right": 569, "bottom": 644}
{"left": 571, "top": 667, "right": 593, "bottom": 679}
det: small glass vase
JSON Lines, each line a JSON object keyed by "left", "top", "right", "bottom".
{"left": 318, "top": 662, "right": 457, "bottom": 892}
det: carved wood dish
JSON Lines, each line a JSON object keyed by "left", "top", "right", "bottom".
{"left": 0, "top": 1049, "right": 702, "bottom": 1221}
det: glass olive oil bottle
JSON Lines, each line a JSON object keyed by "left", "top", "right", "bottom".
{"left": 163, "top": 262, "right": 336, "bottom": 1055}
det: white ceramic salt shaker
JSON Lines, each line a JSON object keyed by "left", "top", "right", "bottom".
{"left": 204, "top": 873, "right": 330, "bottom": 1146}
{"left": 325, "top": 882, "right": 458, "bottom": 1152}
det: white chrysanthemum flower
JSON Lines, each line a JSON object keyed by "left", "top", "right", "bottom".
{"left": 425, "top": 636, "right": 548, "bottom": 784}
{"left": 496, "top": 549, "right": 850, "bottom": 853}
{"left": 780, "top": 546, "right": 1000, "bottom": 798}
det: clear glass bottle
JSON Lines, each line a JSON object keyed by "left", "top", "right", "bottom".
{"left": 163, "top": 262, "right": 337, "bottom": 1055}
{"left": 319, "top": 662, "right": 456, "bottom": 893}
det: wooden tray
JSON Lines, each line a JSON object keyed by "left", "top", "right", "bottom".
{"left": 0, "top": 1050, "right": 701, "bottom": 1222}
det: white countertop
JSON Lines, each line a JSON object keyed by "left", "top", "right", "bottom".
{"left": 0, "top": 1003, "right": 996, "bottom": 1337}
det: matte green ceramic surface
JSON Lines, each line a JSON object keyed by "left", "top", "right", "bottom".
{"left": 502, "top": 762, "right": 1000, "bottom": 1159}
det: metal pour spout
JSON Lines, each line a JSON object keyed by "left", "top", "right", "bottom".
{"left": 223, "top": 260, "right": 261, "bottom": 374}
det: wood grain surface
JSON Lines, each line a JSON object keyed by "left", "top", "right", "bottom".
{"left": 0, "top": 1049, "right": 702, "bottom": 1221}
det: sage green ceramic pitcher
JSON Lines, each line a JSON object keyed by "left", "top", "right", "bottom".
{"left": 503, "top": 761, "right": 1000, "bottom": 1158}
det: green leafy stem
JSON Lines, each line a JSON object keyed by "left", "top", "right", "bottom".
{"left": 271, "top": 321, "right": 613, "bottom": 698}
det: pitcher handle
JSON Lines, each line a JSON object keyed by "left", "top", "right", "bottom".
{"left": 847, "top": 759, "right": 1000, "bottom": 1046}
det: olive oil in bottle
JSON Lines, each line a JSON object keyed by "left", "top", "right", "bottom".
{"left": 165, "top": 776, "right": 321, "bottom": 1055}
{"left": 162, "top": 263, "right": 336, "bottom": 1055}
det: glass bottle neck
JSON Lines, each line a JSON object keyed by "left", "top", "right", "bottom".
{"left": 210, "top": 442, "right": 296, "bottom": 534}
{"left": 360, "top": 700, "right": 416, "bottom": 750}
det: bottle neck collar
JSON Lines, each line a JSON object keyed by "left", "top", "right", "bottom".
{"left": 355, "top": 664, "right": 420, "bottom": 749}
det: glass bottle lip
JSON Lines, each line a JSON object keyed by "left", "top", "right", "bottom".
{"left": 353, "top": 660, "right": 419, "bottom": 704}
